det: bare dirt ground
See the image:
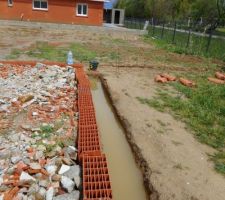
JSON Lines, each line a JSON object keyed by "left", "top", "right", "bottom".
{"left": 99, "top": 66, "right": 225, "bottom": 200}
{"left": 1, "top": 20, "right": 225, "bottom": 200}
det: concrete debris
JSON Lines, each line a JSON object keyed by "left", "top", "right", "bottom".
{"left": 46, "top": 187, "right": 54, "bottom": 200}
{"left": 53, "top": 190, "right": 80, "bottom": 200}
{"left": 0, "top": 63, "right": 80, "bottom": 199}
{"left": 61, "top": 176, "right": 75, "bottom": 193}
{"left": 58, "top": 164, "right": 70, "bottom": 175}
{"left": 20, "top": 172, "right": 36, "bottom": 182}
{"left": 29, "top": 163, "right": 41, "bottom": 170}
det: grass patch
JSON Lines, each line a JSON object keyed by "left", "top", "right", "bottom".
{"left": 32, "top": 124, "right": 54, "bottom": 139}
{"left": 144, "top": 27, "right": 225, "bottom": 61}
{"left": 211, "top": 152, "right": 225, "bottom": 175}
{"left": 25, "top": 42, "right": 96, "bottom": 62}
{"left": 137, "top": 78, "right": 225, "bottom": 174}
{"left": 215, "top": 28, "right": 225, "bottom": 37}
{"left": 6, "top": 49, "right": 21, "bottom": 59}
{"left": 108, "top": 52, "right": 121, "bottom": 60}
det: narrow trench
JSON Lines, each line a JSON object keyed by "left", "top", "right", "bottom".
{"left": 89, "top": 77, "right": 148, "bottom": 200}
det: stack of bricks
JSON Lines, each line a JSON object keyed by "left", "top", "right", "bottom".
{"left": 76, "top": 67, "right": 113, "bottom": 200}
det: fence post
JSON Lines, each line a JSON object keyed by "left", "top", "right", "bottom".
{"left": 148, "top": 20, "right": 151, "bottom": 35}
{"left": 186, "top": 27, "right": 191, "bottom": 48}
{"left": 152, "top": 18, "right": 155, "bottom": 36}
{"left": 161, "top": 22, "right": 165, "bottom": 39}
{"left": 206, "top": 30, "right": 213, "bottom": 53}
{"left": 172, "top": 21, "right": 177, "bottom": 43}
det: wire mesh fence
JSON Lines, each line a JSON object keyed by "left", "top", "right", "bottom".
{"left": 124, "top": 18, "right": 225, "bottom": 61}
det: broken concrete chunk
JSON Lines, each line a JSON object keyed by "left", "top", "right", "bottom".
{"left": 66, "top": 146, "right": 77, "bottom": 154}
{"left": 63, "top": 165, "right": 80, "bottom": 177}
{"left": 61, "top": 176, "right": 75, "bottom": 193}
{"left": 39, "top": 179, "right": 48, "bottom": 188}
{"left": 38, "top": 187, "right": 47, "bottom": 197}
{"left": 29, "top": 163, "right": 41, "bottom": 170}
{"left": 53, "top": 190, "right": 80, "bottom": 200}
{"left": 63, "top": 165, "right": 81, "bottom": 188}
{"left": 35, "top": 63, "right": 45, "bottom": 69}
{"left": 46, "top": 187, "right": 54, "bottom": 200}
{"left": 58, "top": 164, "right": 70, "bottom": 175}
{"left": 11, "top": 156, "right": 21, "bottom": 164}
{"left": 45, "top": 165, "right": 57, "bottom": 176}
{"left": 20, "top": 172, "right": 36, "bottom": 182}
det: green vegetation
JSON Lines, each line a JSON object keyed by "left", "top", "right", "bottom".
{"left": 109, "top": 52, "right": 121, "bottom": 60}
{"left": 26, "top": 42, "right": 96, "bottom": 62}
{"left": 118, "top": 0, "right": 225, "bottom": 22}
{"left": 6, "top": 39, "right": 128, "bottom": 63}
{"left": 45, "top": 139, "right": 65, "bottom": 153}
{"left": 215, "top": 27, "right": 225, "bottom": 37}
{"left": 136, "top": 76, "right": 225, "bottom": 174}
{"left": 31, "top": 124, "right": 54, "bottom": 139}
{"left": 143, "top": 28, "right": 225, "bottom": 61}
{"left": 173, "top": 163, "right": 183, "bottom": 170}
{"left": 212, "top": 152, "right": 225, "bottom": 174}
{"left": 6, "top": 49, "right": 21, "bottom": 59}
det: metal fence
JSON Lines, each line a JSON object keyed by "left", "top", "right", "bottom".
{"left": 124, "top": 18, "right": 225, "bottom": 61}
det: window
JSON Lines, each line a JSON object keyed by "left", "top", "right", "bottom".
{"left": 8, "top": 0, "right": 13, "bottom": 6}
{"left": 33, "top": 0, "right": 48, "bottom": 10}
{"left": 76, "top": 3, "right": 88, "bottom": 16}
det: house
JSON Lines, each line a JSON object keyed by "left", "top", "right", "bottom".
{"left": 0, "top": 0, "right": 105, "bottom": 26}
{"left": 104, "top": 0, "right": 124, "bottom": 25}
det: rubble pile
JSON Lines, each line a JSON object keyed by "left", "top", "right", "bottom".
{"left": 0, "top": 63, "right": 80, "bottom": 200}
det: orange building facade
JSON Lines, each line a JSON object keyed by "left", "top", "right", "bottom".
{"left": 0, "top": 0, "right": 104, "bottom": 26}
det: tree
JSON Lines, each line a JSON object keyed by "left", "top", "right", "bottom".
{"left": 117, "top": 0, "right": 225, "bottom": 23}
{"left": 217, "top": 0, "right": 225, "bottom": 19}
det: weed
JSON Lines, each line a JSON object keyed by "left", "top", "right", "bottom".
{"left": 6, "top": 49, "right": 21, "bottom": 59}
{"left": 211, "top": 152, "right": 225, "bottom": 175}
{"left": 143, "top": 30, "right": 225, "bottom": 61}
{"left": 70, "top": 43, "right": 96, "bottom": 61}
{"left": 45, "top": 144, "right": 56, "bottom": 153}
{"left": 40, "top": 124, "right": 53, "bottom": 138}
{"left": 173, "top": 163, "right": 183, "bottom": 170}
{"left": 108, "top": 52, "right": 120, "bottom": 60}
{"left": 136, "top": 97, "right": 165, "bottom": 112}
{"left": 112, "top": 38, "right": 129, "bottom": 44}
{"left": 137, "top": 77, "right": 225, "bottom": 174}
{"left": 24, "top": 42, "right": 96, "bottom": 62}
{"left": 157, "top": 119, "right": 167, "bottom": 127}
{"left": 156, "top": 129, "right": 164, "bottom": 134}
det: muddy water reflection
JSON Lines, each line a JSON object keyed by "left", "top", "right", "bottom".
{"left": 90, "top": 78, "right": 147, "bottom": 200}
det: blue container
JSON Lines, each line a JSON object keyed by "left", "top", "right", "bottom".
{"left": 67, "top": 51, "right": 74, "bottom": 65}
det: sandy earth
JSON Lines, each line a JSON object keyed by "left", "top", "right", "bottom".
{"left": 1, "top": 20, "right": 225, "bottom": 200}
{"left": 98, "top": 66, "right": 225, "bottom": 200}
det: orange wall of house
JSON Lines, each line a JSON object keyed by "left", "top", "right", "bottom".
{"left": 0, "top": 0, "right": 103, "bottom": 26}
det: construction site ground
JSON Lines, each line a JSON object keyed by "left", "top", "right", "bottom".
{"left": 0, "top": 20, "right": 225, "bottom": 200}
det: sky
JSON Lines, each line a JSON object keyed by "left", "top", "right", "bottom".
{"left": 104, "top": 0, "right": 118, "bottom": 9}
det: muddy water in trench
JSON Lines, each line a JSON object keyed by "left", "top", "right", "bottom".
{"left": 90, "top": 78, "right": 147, "bottom": 200}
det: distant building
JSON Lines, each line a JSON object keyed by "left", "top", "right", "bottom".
{"left": 0, "top": 0, "right": 105, "bottom": 26}
{"left": 104, "top": 0, "right": 125, "bottom": 25}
